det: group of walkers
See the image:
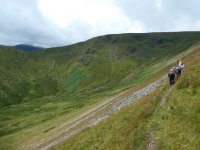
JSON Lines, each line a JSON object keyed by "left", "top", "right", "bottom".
{"left": 168, "top": 60, "right": 185, "bottom": 85}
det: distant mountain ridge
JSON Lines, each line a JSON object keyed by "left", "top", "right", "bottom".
{"left": 14, "top": 44, "right": 43, "bottom": 52}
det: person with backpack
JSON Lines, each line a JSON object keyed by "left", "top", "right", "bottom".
{"left": 168, "top": 68, "right": 175, "bottom": 85}
{"left": 180, "top": 62, "right": 185, "bottom": 73}
{"left": 175, "top": 61, "right": 185, "bottom": 79}
{"left": 175, "top": 65, "right": 181, "bottom": 79}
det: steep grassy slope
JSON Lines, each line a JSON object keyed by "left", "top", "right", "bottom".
{"left": 0, "top": 47, "right": 26, "bottom": 105}
{"left": 0, "top": 32, "right": 200, "bottom": 149}
{"left": 55, "top": 43, "right": 200, "bottom": 150}
{"left": 1, "top": 32, "right": 200, "bottom": 106}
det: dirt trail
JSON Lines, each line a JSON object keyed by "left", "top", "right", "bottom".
{"left": 146, "top": 132, "right": 159, "bottom": 150}
{"left": 146, "top": 83, "right": 173, "bottom": 150}
{"left": 28, "top": 76, "right": 166, "bottom": 150}
{"left": 160, "top": 88, "right": 172, "bottom": 108}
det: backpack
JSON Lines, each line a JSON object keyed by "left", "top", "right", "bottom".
{"left": 175, "top": 69, "right": 179, "bottom": 74}
{"left": 175, "top": 66, "right": 182, "bottom": 74}
{"left": 168, "top": 72, "right": 171, "bottom": 78}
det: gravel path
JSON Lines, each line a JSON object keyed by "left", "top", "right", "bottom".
{"left": 32, "top": 76, "right": 166, "bottom": 150}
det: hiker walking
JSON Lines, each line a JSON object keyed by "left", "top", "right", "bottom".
{"left": 175, "top": 60, "right": 185, "bottom": 80}
{"left": 168, "top": 67, "right": 175, "bottom": 85}
{"left": 179, "top": 61, "right": 185, "bottom": 74}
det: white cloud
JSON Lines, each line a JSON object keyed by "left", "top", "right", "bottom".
{"left": 154, "top": 0, "right": 163, "bottom": 11}
{"left": 38, "top": 0, "right": 144, "bottom": 43}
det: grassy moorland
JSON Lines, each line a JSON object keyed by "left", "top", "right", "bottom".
{"left": 0, "top": 32, "right": 200, "bottom": 149}
{"left": 55, "top": 43, "right": 200, "bottom": 150}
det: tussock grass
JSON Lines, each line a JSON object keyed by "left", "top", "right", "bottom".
{"left": 154, "top": 48, "right": 200, "bottom": 149}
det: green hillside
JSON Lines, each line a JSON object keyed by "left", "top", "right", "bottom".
{"left": 0, "top": 32, "right": 200, "bottom": 149}
{"left": 1, "top": 32, "right": 200, "bottom": 106}
{"left": 55, "top": 41, "right": 200, "bottom": 150}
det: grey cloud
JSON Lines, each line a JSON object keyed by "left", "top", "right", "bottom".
{"left": 0, "top": 0, "right": 200, "bottom": 47}
{"left": 0, "top": 0, "right": 67, "bottom": 47}
{"left": 115, "top": 0, "right": 200, "bottom": 32}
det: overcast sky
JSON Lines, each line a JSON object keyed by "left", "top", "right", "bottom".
{"left": 1, "top": 0, "right": 200, "bottom": 47}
